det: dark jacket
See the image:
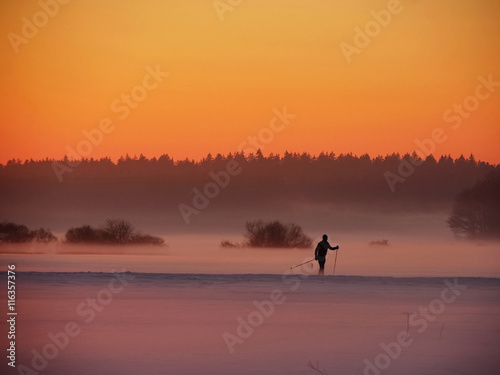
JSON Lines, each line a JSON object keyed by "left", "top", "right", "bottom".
{"left": 315, "top": 240, "right": 337, "bottom": 259}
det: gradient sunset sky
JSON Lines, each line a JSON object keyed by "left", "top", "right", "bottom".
{"left": 1, "top": 0, "right": 499, "bottom": 164}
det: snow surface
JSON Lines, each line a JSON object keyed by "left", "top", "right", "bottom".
{"left": 4, "top": 272, "right": 500, "bottom": 375}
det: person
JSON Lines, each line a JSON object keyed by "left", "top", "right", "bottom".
{"left": 314, "top": 234, "right": 339, "bottom": 275}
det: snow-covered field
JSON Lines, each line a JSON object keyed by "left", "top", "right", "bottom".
{"left": 2, "top": 233, "right": 500, "bottom": 374}
{"left": 6, "top": 272, "right": 500, "bottom": 375}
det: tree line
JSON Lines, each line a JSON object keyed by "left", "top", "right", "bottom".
{"left": 1, "top": 152, "right": 497, "bottom": 209}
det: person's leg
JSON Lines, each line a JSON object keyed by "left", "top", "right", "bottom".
{"left": 318, "top": 260, "right": 325, "bottom": 275}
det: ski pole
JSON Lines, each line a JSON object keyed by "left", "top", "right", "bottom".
{"left": 332, "top": 248, "right": 339, "bottom": 275}
{"left": 290, "top": 259, "right": 315, "bottom": 269}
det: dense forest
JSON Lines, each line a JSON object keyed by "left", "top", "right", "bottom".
{"left": 0, "top": 151, "right": 497, "bottom": 231}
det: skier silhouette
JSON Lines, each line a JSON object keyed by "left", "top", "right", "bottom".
{"left": 314, "top": 234, "right": 339, "bottom": 275}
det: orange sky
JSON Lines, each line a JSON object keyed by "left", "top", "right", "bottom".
{"left": 1, "top": 0, "right": 499, "bottom": 164}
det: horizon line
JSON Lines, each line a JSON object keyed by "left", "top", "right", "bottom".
{"left": 2, "top": 150, "right": 498, "bottom": 166}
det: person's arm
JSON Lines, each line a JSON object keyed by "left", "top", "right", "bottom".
{"left": 327, "top": 241, "right": 339, "bottom": 251}
{"left": 314, "top": 245, "right": 319, "bottom": 260}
